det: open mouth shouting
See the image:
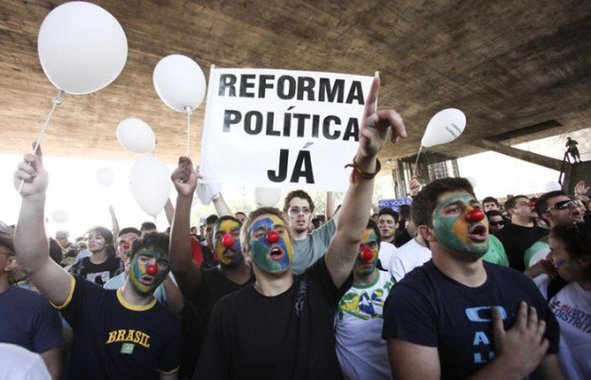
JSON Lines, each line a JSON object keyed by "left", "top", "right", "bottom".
{"left": 140, "top": 275, "right": 155, "bottom": 285}
{"left": 269, "top": 246, "right": 285, "bottom": 261}
{"left": 468, "top": 224, "right": 487, "bottom": 242}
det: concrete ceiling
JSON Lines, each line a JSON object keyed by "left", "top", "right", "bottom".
{"left": 1, "top": 0, "right": 590, "bottom": 173}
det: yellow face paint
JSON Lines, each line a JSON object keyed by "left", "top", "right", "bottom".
{"left": 249, "top": 214, "right": 293, "bottom": 272}
{"left": 213, "top": 219, "right": 242, "bottom": 266}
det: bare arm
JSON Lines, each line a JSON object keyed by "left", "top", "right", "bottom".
{"left": 164, "top": 198, "right": 175, "bottom": 226}
{"left": 162, "top": 275, "right": 184, "bottom": 314}
{"left": 169, "top": 157, "right": 202, "bottom": 298}
{"left": 13, "top": 147, "right": 73, "bottom": 306}
{"left": 41, "top": 348, "right": 63, "bottom": 380}
{"left": 109, "top": 205, "right": 120, "bottom": 243}
{"left": 325, "top": 192, "right": 335, "bottom": 219}
{"left": 325, "top": 73, "right": 407, "bottom": 287}
{"left": 540, "top": 354, "right": 565, "bottom": 380}
{"left": 387, "top": 339, "right": 440, "bottom": 380}
{"left": 212, "top": 192, "right": 233, "bottom": 217}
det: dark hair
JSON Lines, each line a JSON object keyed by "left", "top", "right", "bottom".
{"left": 131, "top": 231, "right": 170, "bottom": 258}
{"left": 235, "top": 211, "right": 247, "bottom": 218}
{"left": 205, "top": 214, "right": 219, "bottom": 225}
{"left": 398, "top": 205, "right": 411, "bottom": 220}
{"left": 118, "top": 227, "right": 141, "bottom": 238}
{"left": 378, "top": 207, "right": 400, "bottom": 223}
{"left": 283, "top": 190, "right": 315, "bottom": 213}
{"left": 87, "top": 226, "right": 115, "bottom": 256}
{"left": 241, "top": 207, "right": 291, "bottom": 253}
{"left": 482, "top": 196, "right": 499, "bottom": 206}
{"left": 140, "top": 221, "right": 157, "bottom": 232}
{"left": 48, "top": 238, "right": 63, "bottom": 264}
{"left": 485, "top": 210, "right": 503, "bottom": 219}
{"left": 411, "top": 177, "right": 475, "bottom": 228}
{"left": 535, "top": 191, "right": 567, "bottom": 216}
{"left": 551, "top": 223, "right": 591, "bottom": 278}
{"left": 366, "top": 219, "right": 382, "bottom": 246}
{"left": 0, "top": 225, "right": 15, "bottom": 254}
{"left": 504, "top": 195, "right": 528, "bottom": 211}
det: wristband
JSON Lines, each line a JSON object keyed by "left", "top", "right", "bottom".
{"left": 345, "top": 157, "right": 381, "bottom": 185}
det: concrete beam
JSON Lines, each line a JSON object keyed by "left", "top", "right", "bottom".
{"left": 471, "top": 139, "right": 570, "bottom": 172}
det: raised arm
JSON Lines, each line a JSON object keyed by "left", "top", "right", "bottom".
{"left": 212, "top": 192, "right": 233, "bottom": 217}
{"left": 169, "top": 157, "right": 202, "bottom": 298}
{"left": 13, "top": 146, "right": 73, "bottom": 305}
{"left": 325, "top": 192, "right": 335, "bottom": 219}
{"left": 109, "top": 205, "right": 120, "bottom": 243}
{"left": 325, "top": 73, "right": 407, "bottom": 287}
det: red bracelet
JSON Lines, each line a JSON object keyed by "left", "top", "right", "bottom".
{"left": 345, "top": 157, "right": 381, "bottom": 185}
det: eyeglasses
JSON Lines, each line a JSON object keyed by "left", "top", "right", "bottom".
{"left": 288, "top": 207, "right": 311, "bottom": 216}
{"left": 489, "top": 221, "right": 506, "bottom": 227}
{"left": 545, "top": 200, "right": 576, "bottom": 213}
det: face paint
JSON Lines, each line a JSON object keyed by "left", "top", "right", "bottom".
{"left": 248, "top": 215, "right": 293, "bottom": 273}
{"left": 129, "top": 248, "right": 170, "bottom": 296}
{"left": 432, "top": 193, "right": 489, "bottom": 255}
{"left": 354, "top": 229, "right": 379, "bottom": 276}
{"left": 213, "top": 219, "right": 243, "bottom": 267}
{"left": 87, "top": 231, "right": 106, "bottom": 253}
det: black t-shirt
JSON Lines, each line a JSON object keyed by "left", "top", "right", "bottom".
{"left": 58, "top": 276, "right": 181, "bottom": 380}
{"left": 180, "top": 268, "right": 254, "bottom": 378}
{"left": 194, "top": 257, "right": 353, "bottom": 380}
{"left": 382, "top": 260, "right": 560, "bottom": 380}
{"left": 69, "top": 254, "right": 122, "bottom": 287}
{"left": 496, "top": 224, "right": 548, "bottom": 271}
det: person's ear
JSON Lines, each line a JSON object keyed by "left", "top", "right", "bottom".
{"left": 417, "top": 225, "right": 435, "bottom": 243}
{"left": 5, "top": 256, "right": 18, "bottom": 272}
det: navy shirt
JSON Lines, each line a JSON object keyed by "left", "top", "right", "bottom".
{"left": 383, "top": 260, "right": 559, "bottom": 380}
{"left": 0, "top": 286, "right": 63, "bottom": 353}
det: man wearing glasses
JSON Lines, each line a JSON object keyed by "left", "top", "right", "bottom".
{"left": 525, "top": 191, "right": 586, "bottom": 269}
{"left": 496, "top": 195, "right": 548, "bottom": 271}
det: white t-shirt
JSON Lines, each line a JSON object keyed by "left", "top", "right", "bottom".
{"left": 379, "top": 241, "right": 397, "bottom": 271}
{"left": 537, "top": 277, "right": 591, "bottom": 380}
{"left": 335, "top": 270, "right": 395, "bottom": 380}
{"left": 0, "top": 343, "right": 51, "bottom": 380}
{"left": 388, "top": 237, "right": 431, "bottom": 282}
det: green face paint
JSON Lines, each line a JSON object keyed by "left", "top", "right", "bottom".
{"left": 248, "top": 215, "right": 293, "bottom": 273}
{"left": 129, "top": 248, "right": 170, "bottom": 296}
{"left": 432, "top": 192, "right": 489, "bottom": 255}
{"left": 354, "top": 228, "right": 379, "bottom": 277}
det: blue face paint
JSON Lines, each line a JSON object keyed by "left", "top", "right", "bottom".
{"left": 248, "top": 215, "right": 293, "bottom": 273}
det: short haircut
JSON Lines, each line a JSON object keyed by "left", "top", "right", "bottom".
{"left": 118, "top": 227, "right": 141, "bottom": 238}
{"left": 378, "top": 207, "right": 400, "bottom": 223}
{"left": 235, "top": 211, "right": 247, "bottom": 218}
{"left": 551, "top": 223, "right": 591, "bottom": 272}
{"left": 535, "top": 191, "right": 567, "bottom": 216}
{"left": 504, "top": 195, "right": 528, "bottom": 211}
{"left": 241, "top": 207, "right": 291, "bottom": 254}
{"left": 411, "top": 177, "right": 475, "bottom": 228}
{"left": 283, "top": 190, "right": 315, "bottom": 213}
{"left": 366, "top": 219, "right": 382, "bottom": 246}
{"left": 485, "top": 210, "right": 503, "bottom": 219}
{"left": 205, "top": 214, "right": 219, "bottom": 225}
{"left": 482, "top": 196, "right": 499, "bottom": 206}
{"left": 0, "top": 225, "right": 15, "bottom": 254}
{"left": 131, "top": 231, "right": 169, "bottom": 258}
{"left": 140, "top": 221, "right": 157, "bottom": 232}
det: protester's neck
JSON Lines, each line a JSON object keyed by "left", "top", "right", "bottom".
{"left": 382, "top": 235, "right": 395, "bottom": 243}
{"left": 415, "top": 235, "right": 427, "bottom": 247}
{"left": 252, "top": 269, "right": 293, "bottom": 296}
{"left": 219, "top": 262, "right": 251, "bottom": 284}
{"left": 89, "top": 249, "right": 108, "bottom": 264}
{"left": 121, "top": 282, "right": 155, "bottom": 307}
{"left": 431, "top": 245, "right": 486, "bottom": 287}
{"left": 0, "top": 276, "right": 9, "bottom": 293}
{"left": 511, "top": 216, "right": 533, "bottom": 227}
{"left": 354, "top": 269, "right": 378, "bottom": 287}
{"left": 291, "top": 229, "right": 309, "bottom": 241}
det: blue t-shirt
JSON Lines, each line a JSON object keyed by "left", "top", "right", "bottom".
{"left": 57, "top": 276, "right": 181, "bottom": 380}
{"left": 0, "top": 286, "right": 63, "bottom": 353}
{"left": 382, "top": 260, "right": 560, "bottom": 379}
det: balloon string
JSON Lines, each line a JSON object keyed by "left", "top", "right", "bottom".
{"left": 414, "top": 145, "right": 423, "bottom": 173}
{"left": 185, "top": 106, "right": 193, "bottom": 157}
{"left": 18, "top": 89, "right": 65, "bottom": 194}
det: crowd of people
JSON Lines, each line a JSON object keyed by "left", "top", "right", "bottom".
{"left": 1, "top": 75, "right": 590, "bottom": 379}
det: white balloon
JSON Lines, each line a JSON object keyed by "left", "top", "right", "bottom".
{"left": 129, "top": 157, "right": 171, "bottom": 217}
{"left": 116, "top": 118, "right": 156, "bottom": 154}
{"left": 254, "top": 187, "right": 282, "bottom": 208}
{"left": 96, "top": 168, "right": 115, "bottom": 187}
{"left": 545, "top": 181, "right": 562, "bottom": 192}
{"left": 421, "top": 108, "right": 466, "bottom": 148}
{"left": 153, "top": 55, "right": 206, "bottom": 112}
{"left": 37, "top": 1, "right": 128, "bottom": 95}
{"left": 52, "top": 209, "right": 69, "bottom": 224}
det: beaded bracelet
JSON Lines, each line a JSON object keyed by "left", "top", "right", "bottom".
{"left": 344, "top": 157, "right": 381, "bottom": 185}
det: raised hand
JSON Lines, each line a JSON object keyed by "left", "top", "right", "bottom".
{"left": 171, "top": 156, "right": 199, "bottom": 196}
{"left": 358, "top": 73, "right": 407, "bottom": 160}
{"left": 492, "top": 302, "right": 549, "bottom": 378}
{"left": 574, "top": 180, "right": 590, "bottom": 196}
{"left": 14, "top": 145, "right": 48, "bottom": 198}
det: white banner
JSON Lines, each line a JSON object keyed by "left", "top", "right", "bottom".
{"left": 200, "top": 67, "right": 374, "bottom": 192}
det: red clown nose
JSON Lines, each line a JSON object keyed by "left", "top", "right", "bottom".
{"left": 266, "top": 230, "right": 280, "bottom": 244}
{"left": 465, "top": 209, "right": 485, "bottom": 223}
{"left": 222, "top": 233, "right": 235, "bottom": 248}
{"left": 146, "top": 264, "right": 158, "bottom": 276}
{"left": 122, "top": 242, "right": 130, "bottom": 250}
{"left": 360, "top": 247, "right": 374, "bottom": 262}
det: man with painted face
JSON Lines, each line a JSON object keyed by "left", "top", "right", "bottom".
{"left": 382, "top": 177, "right": 563, "bottom": 380}
{"left": 194, "top": 73, "right": 407, "bottom": 379}
{"left": 170, "top": 159, "right": 254, "bottom": 378}
{"left": 13, "top": 146, "right": 181, "bottom": 380}
{"left": 335, "top": 220, "right": 395, "bottom": 380}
